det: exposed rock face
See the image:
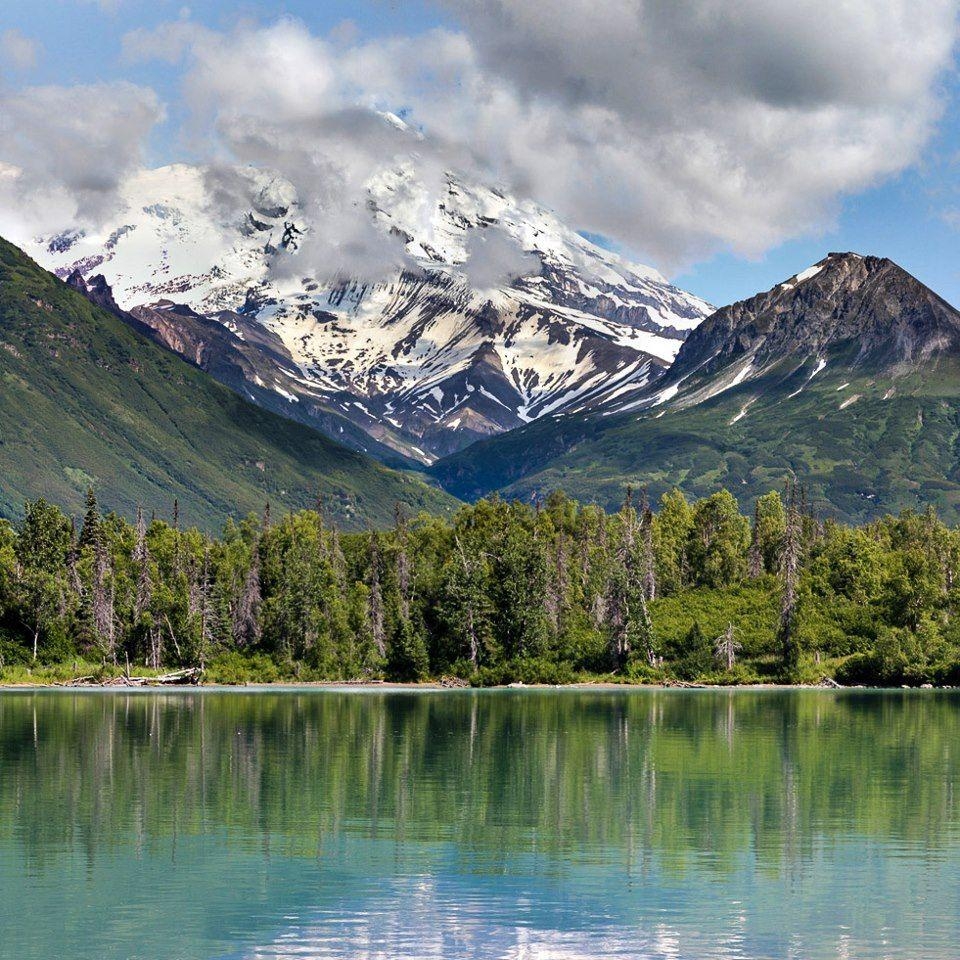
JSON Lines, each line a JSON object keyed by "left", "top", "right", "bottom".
{"left": 65, "top": 270, "right": 125, "bottom": 319}
{"left": 660, "top": 253, "right": 960, "bottom": 399}
{"left": 127, "top": 301, "right": 414, "bottom": 466}
{"left": 33, "top": 161, "right": 712, "bottom": 463}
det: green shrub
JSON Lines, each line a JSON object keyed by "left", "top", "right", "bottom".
{"left": 472, "top": 658, "right": 577, "bottom": 687}
{"left": 204, "top": 652, "right": 283, "bottom": 685}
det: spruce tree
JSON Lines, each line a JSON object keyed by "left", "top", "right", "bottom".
{"left": 78, "top": 488, "right": 102, "bottom": 551}
{"left": 388, "top": 615, "right": 430, "bottom": 681}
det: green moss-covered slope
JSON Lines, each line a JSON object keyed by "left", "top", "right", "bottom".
{"left": 0, "top": 238, "right": 457, "bottom": 529}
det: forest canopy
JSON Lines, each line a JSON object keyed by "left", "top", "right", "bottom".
{"left": 2, "top": 485, "right": 959, "bottom": 687}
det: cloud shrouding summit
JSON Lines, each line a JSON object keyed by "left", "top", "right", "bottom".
{"left": 2, "top": 0, "right": 958, "bottom": 278}
{"left": 0, "top": 81, "right": 163, "bottom": 237}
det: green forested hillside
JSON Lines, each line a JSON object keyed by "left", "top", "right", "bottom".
{"left": 0, "top": 238, "right": 456, "bottom": 529}
{"left": 433, "top": 254, "right": 960, "bottom": 523}
{"left": 432, "top": 360, "right": 960, "bottom": 523}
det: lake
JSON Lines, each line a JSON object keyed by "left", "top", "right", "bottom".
{"left": 0, "top": 689, "right": 958, "bottom": 959}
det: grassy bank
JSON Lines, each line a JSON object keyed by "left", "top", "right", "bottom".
{"left": 0, "top": 650, "right": 887, "bottom": 688}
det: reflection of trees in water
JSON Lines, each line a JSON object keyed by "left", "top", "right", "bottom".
{"left": 1, "top": 691, "right": 958, "bottom": 871}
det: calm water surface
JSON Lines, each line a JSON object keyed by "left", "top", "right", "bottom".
{"left": 1, "top": 689, "right": 959, "bottom": 959}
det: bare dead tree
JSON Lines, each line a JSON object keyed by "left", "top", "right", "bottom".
{"left": 133, "top": 507, "right": 152, "bottom": 623}
{"left": 778, "top": 480, "right": 802, "bottom": 668}
{"left": 394, "top": 503, "right": 412, "bottom": 621}
{"left": 455, "top": 535, "right": 482, "bottom": 666}
{"left": 198, "top": 546, "right": 214, "bottom": 671}
{"left": 92, "top": 540, "right": 115, "bottom": 663}
{"left": 640, "top": 495, "right": 657, "bottom": 601}
{"left": 233, "top": 547, "right": 261, "bottom": 648}
{"left": 367, "top": 533, "right": 386, "bottom": 658}
{"left": 714, "top": 623, "right": 741, "bottom": 671}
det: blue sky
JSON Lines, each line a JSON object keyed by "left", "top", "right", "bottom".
{"left": 3, "top": 0, "right": 960, "bottom": 308}
{"left": 675, "top": 147, "right": 960, "bottom": 308}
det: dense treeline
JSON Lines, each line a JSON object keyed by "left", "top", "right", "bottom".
{"left": 3, "top": 485, "right": 960, "bottom": 686}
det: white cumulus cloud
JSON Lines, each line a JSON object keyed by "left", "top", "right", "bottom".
{"left": 7, "top": 2, "right": 959, "bottom": 278}
{"left": 123, "top": 3, "right": 959, "bottom": 273}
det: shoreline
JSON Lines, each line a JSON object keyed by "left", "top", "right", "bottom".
{"left": 0, "top": 680, "right": 949, "bottom": 692}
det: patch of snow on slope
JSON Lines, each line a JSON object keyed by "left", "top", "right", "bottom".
{"left": 787, "top": 356, "right": 827, "bottom": 399}
{"left": 652, "top": 382, "right": 681, "bottom": 407}
{"left": 273, "top": 384, "right": 299, "bottom": 402}
{"left": 729, "top": 361, "right": 754, "bottom": 388}
{"left": 795, "top": 264, "right": 824, "bottom": 284}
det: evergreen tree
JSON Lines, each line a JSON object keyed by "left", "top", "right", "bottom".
{"left": 388, "top": 615, "right": 430, "bottom": 681}
{"left": 677, "top": 620, "right": 712, "bottom": 679}
{"left": 78, "top": 488, "right": 103, "bottom": 551}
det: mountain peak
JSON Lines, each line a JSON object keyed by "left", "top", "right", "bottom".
{"left": 652, "top": 252, "right": 960, "bottom": 407}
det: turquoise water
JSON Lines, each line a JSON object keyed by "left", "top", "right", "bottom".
{"left": 1, "top": 689, "right": 958, "bottom": 959}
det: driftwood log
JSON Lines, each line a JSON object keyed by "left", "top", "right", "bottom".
{"left": 58, "top": 667, "right": 203, "bottom": 688}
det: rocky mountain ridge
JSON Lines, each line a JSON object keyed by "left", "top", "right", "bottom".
{"left": 429, "top": 252, "right": 960, "bottom": 522}
{"left": 639, "top": 252, "right": 960, "bottom": 413}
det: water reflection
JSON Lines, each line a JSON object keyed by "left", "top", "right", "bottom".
{"left": 0, "top": 689, "right": 958, "bottom": 959}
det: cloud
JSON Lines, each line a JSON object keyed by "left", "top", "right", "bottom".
{"left": 0, "top": 82, "right": 164, "bottom": 226}
{"left": 120, "top": 3, "right": 959, "bottom": 276}
{"left": 0, "top": 29, "right": 39, "bottom": 71}
{"left": 434, "top": 0, "right": 960, "bottom": 265}
{"left": 461, "top": 227, "right": 540, "bottom": 289}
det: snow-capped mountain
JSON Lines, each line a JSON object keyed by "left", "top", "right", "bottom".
{"left": 32, "top": 161, "right": 712, "bottom": 463}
